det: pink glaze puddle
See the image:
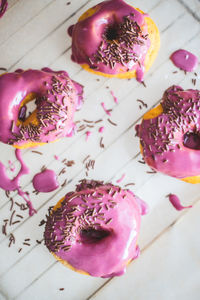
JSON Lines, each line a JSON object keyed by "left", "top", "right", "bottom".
{"left": 0, "top": 149, "right": 36, "bottom": 216}
{"left": 85, "top": 131, "right": 92, "bottom": 141}
{"left": 170, "top": 49, "right": 198, "bottom": 72}
{"left": 0, "top": 0, "right": 8, "bottom": 18}
{"left": 136, "top": 197, "right": 149, "bottom": 215}
{"left": 110, "top": 91, "right": 119, "bottom": 104}
{"left": 32, "top": 169, "right": 59, "bottom": 193}
{"left": 8, "top": 160, "right": 15, "bottom": 172}
{"left": 99, "top": 126, "right": 105, "bottom": 133}
{"left": 168, "top": 194, "right": 192, "bottom": 211}
{"left": 101, "top": 102, "right": 111, "bottom": 116}
{"left": 116, "top": 173, "right": 126, "bottom": 183}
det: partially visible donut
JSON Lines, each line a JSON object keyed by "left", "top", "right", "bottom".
{"left": 136, "top": 85, "right": 200, "bottom": 183}
{"left": 44, "top": 179, "right": 148, "bottom": 278}
{"left": 0, "top": 68, "right": 84, "bottom": 148}
{"left": 69, "top": 0, "right": 160, "bottom": 81}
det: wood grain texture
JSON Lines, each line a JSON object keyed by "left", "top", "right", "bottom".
{"left": 0, "top": 0, "right": 199, "bottom": 299}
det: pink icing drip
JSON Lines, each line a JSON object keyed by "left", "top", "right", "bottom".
{"left": 110, "top": 90, "right": 119, "bottom": 104}
{"left": 101, "top": 102, "right": 111, "bottom": 116}
{"left": 0, "top": 149, "right": 36, "bottom": 216}
{"left": 168, "top": 194, "right": 192, "bottom": 211}
{"left": 116, "top": 173, "right": 126, "bottom": 183}
{"left": 98, "top": 126, "right": 105, "bottom": 133}
{"left": 135, "top": 196, "right": 149, "bottom": 215}
{"left": 54, "top": 155, "right": 59, "bottom": 161}
{"left": 32, "top": 169, "right": 59, "bottom": 193}
{"left": 0, "top": 0, "right": 8, "bottom": 18}
{"left": 170, "top": 49, "right": 198, "bottom": 72}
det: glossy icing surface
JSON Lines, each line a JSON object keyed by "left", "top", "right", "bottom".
{"left": 137, "top": 86, "right": 200, "bottom": 178}
{"left": 170, "top": 49, "right": 198, "bottom": 72}
{"left": 0, "top": 68, "right": 84, "bottom": 147}
{"left": 44, "top": 180, "right": 147, "bottom": 278}
{"left": 0, "top": 149, "right": 36, "bottom": 216}
{"left": 168, "top": 194, "right": 192, "bottom": 211}
{"left": 0, "top": 0, "right": 7, "bottom": 18}
{"left": 69, "top": 0, "right": 150, "bottom": 81}
{"left": 32, "top": 169, "right": 59, "bottom": 193}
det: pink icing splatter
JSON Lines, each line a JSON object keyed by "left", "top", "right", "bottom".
{"left": 0, "top": 149, "right": 36, "bottom": 216}
{"left": 170, "top": 49, "right": 198, "bottom": 72}
{"left": 98, "top": 126, "right": 105, "bottom": 133}
{"left": 116, "top": 173, "right": 126, "bottom": 183}
{"left": 85, "top": 131, "right": 91, "bottom": 141}
{"left": 110, "top": 91, "right": 119, "bottom": 104}
{"left": 101, "top": 102, "right": 111, "bottom": 116}
{"left": 8, "top": 160, "right": 15, "bottom": 172}
{"left": 54, "top": 155, "right": 59, "bottom": 161}
{"left": 168, "top": 194, "right": 192, "bottom": 211}
{"left": 32, "top": 169, "right": 59, "bottom": 193}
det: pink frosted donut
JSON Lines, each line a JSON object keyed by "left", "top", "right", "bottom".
{"left": 136, "top": 85, "right": 200, "bottom": 182}
{"left": 0, "top": 68, "right": 83, "bottom": 148}
{"left": 44, "top": 180, "right": 148, "bottom": 278}
{"left": 68, "top": 0, "right": 160, "bottom": 81}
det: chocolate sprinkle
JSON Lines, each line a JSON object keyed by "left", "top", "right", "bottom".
{"left": 107, "top": 118, "right": 117, "bottom": 126}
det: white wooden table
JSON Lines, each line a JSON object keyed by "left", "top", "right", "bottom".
{"left": 0, "top": 0, "right": 200, "bottom": 299}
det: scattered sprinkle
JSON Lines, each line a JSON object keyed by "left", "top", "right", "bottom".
{"left": 31, "top": 150, "right": 43, "bottom": 155}
{"left": 141, "top": 81, "right": 146, "bottom": 88}
{"left": 107, "top": 118, "right": 117, "bottom": 126}
{"left": 98, "top": 126, "right": 105, "bottom": 133}
{"left": 100, "top": 137, "right": 104, "bottom": 148}
{"left": 124, "top": 183, "right": 135, "bottom": 187}
{"left": 85, "top": 131, "right": 91, "bottom": 141}
{"left": 82, "top": 155, "right": 90, "bottom": 164}
{"left": 116, "top": 173, "right": 126, "bottom": 183}
{"left": 110, "top": 90, "right": 119, "bottom": 104}
{"left": 39, "top": 219, "right": 46, "bottom": 226}
{"left": 8, "top": 233, "right": 15, "bottom": 247}
{"left": 101, "top": 102, "right": 112, "bottom": 116}
{"left": 137, "top": 99, "right": 148, "bottom": 108}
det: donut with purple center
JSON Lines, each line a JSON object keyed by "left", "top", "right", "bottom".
{"left": 136, "top": 85, "right": 200, "bottom": 183}
{"left": 44, "top": 179, "right": 148, "bottom": 278}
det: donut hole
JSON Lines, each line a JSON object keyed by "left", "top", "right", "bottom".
{"left": 183, "top": 131, "right": 200, "bottom": 150}
{"left": 19, "top": 100, "right": 37, "bottom": 121}
{"left": 105, "top": 24, "right": 119, "bottom": 41}
{"left": 18, "top": 93, "right": 38, "bottom": 124}
{"left": 80, "top": 227, "right": 110, "bottom": 244}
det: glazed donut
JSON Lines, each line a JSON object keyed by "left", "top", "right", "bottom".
{"left": 69, "top": 0, "right": 160, "bottom": 81}
{"left": 0, "top": 0, "right": 7, "bottom": 18}
{"left": 136, "top": 85, "right": 200, "bottom": 184}
{"left": 0, "top": 68, "right": 84, "bottom": 148}
{"left": 44, "top": 179, "right": 148, "bottom": 278}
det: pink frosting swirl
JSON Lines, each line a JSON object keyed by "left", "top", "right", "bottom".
{"left": 0, "top": 68, "right": 84, "bottom": 147}
{"left": 44, "top": 180, "right": 147, "bottom": 278}
{"left": 136, "top": 86, "right": 200, "bottom": 178}
{"left": 69, "top": 0, "right": 150, "bottom": 82}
